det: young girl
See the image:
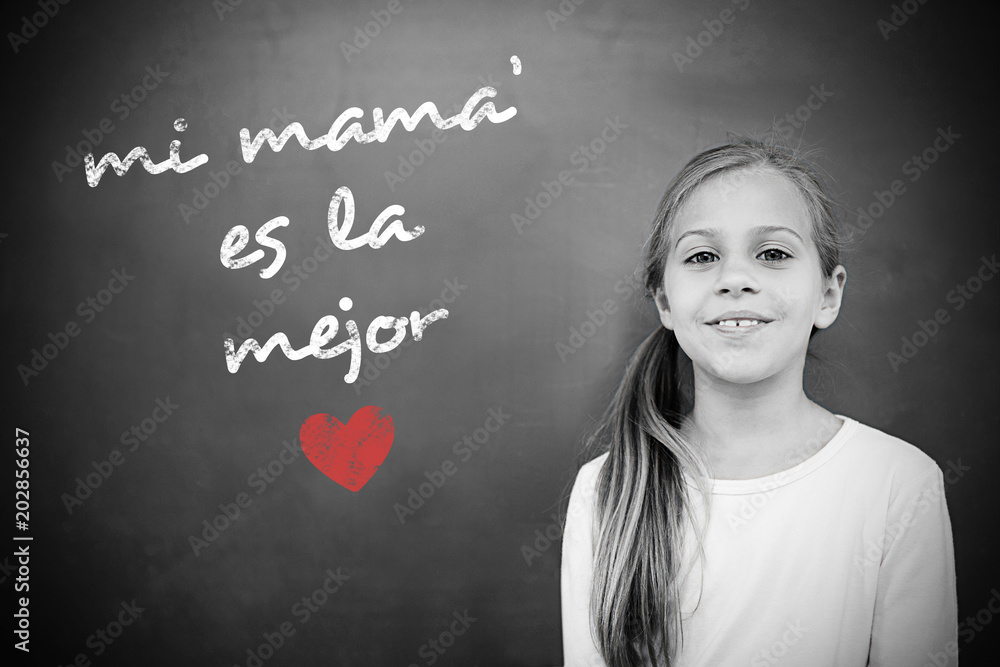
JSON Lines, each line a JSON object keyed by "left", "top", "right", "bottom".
{"left": 560, "top": 140, "right": 958, "bottom": 666}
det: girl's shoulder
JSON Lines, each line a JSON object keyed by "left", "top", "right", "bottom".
{"left": 579, "top": 451, "right": 610, "bottom": 475}
{"left": 577, "top": 451, "right": 610, "bottom": 483}
{"left": 838, "top": 416, "right": 945, "bottom": 494}
{"left": 567, "top": 452, "right": 610, "bottom": 507}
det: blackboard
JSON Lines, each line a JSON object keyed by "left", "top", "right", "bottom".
{"left": 4, "top": 0, "right": 997, "bottom": 664}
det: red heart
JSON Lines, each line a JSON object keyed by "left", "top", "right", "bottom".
{"left": 299, "top": 406, "right": 394, "bottom": 492}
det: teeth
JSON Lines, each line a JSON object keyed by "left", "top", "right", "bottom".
{"left": 718, "top": 319, "right": 761, "bottom": 327}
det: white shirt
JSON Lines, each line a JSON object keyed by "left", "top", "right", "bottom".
{"left": 561, "top": 416, "right": 958, "bottom": 666}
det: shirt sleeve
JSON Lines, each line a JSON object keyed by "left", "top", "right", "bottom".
{"left": 560, "top": 459, "right": 608, "bottom": 667}
{"left": 869, "top": 465, "right": 959, "bottom": 666}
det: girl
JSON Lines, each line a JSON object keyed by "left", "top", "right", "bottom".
{"left": 560, "top": 140, "right": 958, "bottom": 666}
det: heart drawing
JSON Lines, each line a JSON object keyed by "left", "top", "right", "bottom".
{"left": 299, "top": 406, "right": 394, "bottom": 492}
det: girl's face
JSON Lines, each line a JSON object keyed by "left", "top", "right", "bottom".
{"left": 653, "top": 168, "right": 846, "bottom": 387}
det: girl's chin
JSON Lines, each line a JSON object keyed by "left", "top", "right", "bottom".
{"left": 709, "top": 371, "right": 771, "bottom": 386}
{"left": 695, "top": 362, "right": 776, "bottom": 386}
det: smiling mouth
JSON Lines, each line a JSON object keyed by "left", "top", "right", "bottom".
{"left": 710, "top": 320, "right": 767, "bottom": 335}
{"left": 715, "top": 319, "right": 763, "bottom": 327}
{"left": 706, "top": 313, "right": 774, "bottom": 334}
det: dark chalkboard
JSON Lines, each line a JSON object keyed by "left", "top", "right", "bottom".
{"left": 3, "top": 0, "right": 997, "bottom": 664}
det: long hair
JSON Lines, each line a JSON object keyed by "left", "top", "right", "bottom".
{"left": 586, "top": 139, "right": 844, "bottom": 666}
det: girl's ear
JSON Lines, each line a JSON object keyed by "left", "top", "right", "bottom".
{"left": 814, "top": 264, "right": 847, "bottom": 330}
{"left": 653, "top": 288, "right": 674, "bottom": 330}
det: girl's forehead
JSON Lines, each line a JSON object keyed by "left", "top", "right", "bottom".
{"left": 672, "top": 168, "right": 813, "bottom": 238}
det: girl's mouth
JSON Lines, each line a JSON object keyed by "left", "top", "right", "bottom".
{"left": 716, "top": 319, "right": 762, "bottom": 328}
{"left": 706, "top": 313, "right": 773, "bottom": 336}
{"left": 711, "top": 320, "right": 766, "bottom": 334}
{"left": 706, "top": 311, "right": 774, "bottom": 331}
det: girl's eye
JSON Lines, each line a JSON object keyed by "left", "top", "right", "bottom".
{"left": 758, "top": 248, "right": 791, "bottom": 263}
{"left": 686, "top": 251, "right": 718, "bottom": 264}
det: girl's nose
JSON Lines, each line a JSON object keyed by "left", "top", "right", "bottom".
{"left": 713, "top": 255, "right": 760, "bottom": 295}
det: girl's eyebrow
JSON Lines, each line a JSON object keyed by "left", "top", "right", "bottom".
{"left": 750, "top": 225, "right": 804, "bottom": 242}
{"left": 673, "top": 225, "right": 803, "bottom": 249}
{"left": 673, "top": 228, "right": 719, "bottom": 249}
